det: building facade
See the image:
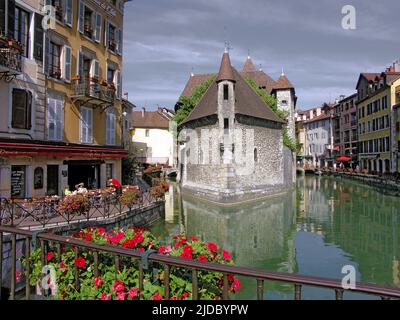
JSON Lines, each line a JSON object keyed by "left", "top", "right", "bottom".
{"left": 333, "top": 93, "right": 358, "bottom": 165}
{"left": 356, "top": 68, "right": 400, "bottom": 174}
{"left": 0, "top": 0, "right": 130, "bottom": 199}
{"left": 131, "top": 107, "right": 175, "bottom": 166}
{"left": 302, "top": 104, "right": 334, "bottom": 168}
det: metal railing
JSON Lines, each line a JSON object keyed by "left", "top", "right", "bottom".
{"left": 0, "top": 225, "right": 400, "bottom": 300}
{"left": 0, "top": 191, "right": 163, "bottom": 229}
{"left": 71, "top": 80, "right": 115, "bottom": 103}
{"left": 0, "top": 48, "right": 22, "bottom": 72}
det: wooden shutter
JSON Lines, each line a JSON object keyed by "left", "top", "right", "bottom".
{"left": 110, "top": 113, "right": 116, "bottom": 145}
{"left": 34, "top": 13, "right": 44, "bottom": 61}
{"left": 26, "top": 91, "right": 32, "bottom": 130}
{"left": 87, "top": 108, "right": 93, "bottom": 143}
{"left": 12, "top": 89, "right": 27, "bottom": 129}
{"left": 63, "top": 46, "right": 72, "bottom": 81}
{"left": 104, "top": 19, "right": 109, "bottom": 48}
{"left": 56, "top": 98, "right": 64, "bottom": 140}
{"left": 65, "top": 0, "right": 73, "bottom": 26}
{"left": 117, "top": 28, "right": 122, "bottom": 55}
{"left": 91, "top": 59, "right": 99, "bottom": 79}
{"left": 78, "top": 0, "right": 85, "bottom": 34}
{"left": 48, "top": 97, "right": 56, "bottom": 140}
{"left": 94, "top": 12, "right": 102, "bottom": 43}
{"left": 114, "top": 70, "right": 121, "bottom": 99}
{"left": 106, "top": 112, "right": 111, "bottom": 145}
{"left": 77, "top": 50, "right": 84, "bottom": 82}
{"left": 81, "top": 107, "right": 87, "bottom": 143}
{"left": 44, "top": 35, "right": 51, "bottom": 75}
{"left": 8, "top": 0, "right": 15, "bottom": 39}
{"left": 0, "top": 0, "right": 6, "bottom": 36}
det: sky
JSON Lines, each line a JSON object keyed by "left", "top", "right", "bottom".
{"left": 122, "top": 0, "right": 400, "bottom": 111}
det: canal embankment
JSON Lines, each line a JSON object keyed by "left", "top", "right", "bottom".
{"left": 323, "top": 171, "right": 400, "bottom": 196}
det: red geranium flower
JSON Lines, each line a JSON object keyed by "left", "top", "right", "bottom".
{"left": 117, "top": 292, "right": 126, "bottom": 301}
{"left": 101, "top": 293, "right": 111, "bottom": 300}
{"left": 232, "top": 278, "right": 241, "bottom": 292}
{"left": 183, "top": 245, "right": 194, "bottom": 255}
{"left": 94, "top": 277, "right": 103, "bottom": 287}
{"left": 137, "top": 248, "right": 145, "bottom": 253}
{"left": 47, "top": 251, "right": 54, "bottom": 262}
{"left": 158, "top": 246, "right": 166, "bottom": 254}
{"left": 113, "top": 280, "right": 125, "bottom": 293}
{"left": 208, "top": 242, "right": 217, "bottom": 252}
{"left": 133, "top": 233, "right": 144, "bottom": 245}
{"left": 198, "top": 255, "right": 208, "bottom": 263}
{"left": 15, "top": 270, "right": 21, "bottom": 281}
{"left": 121, "top": 239, "right": 136, "bottom": 249}
{"left": 128, "top": 288, "right": 138, "bottom": 299}
{"left": 189, "top": 236, "right": 199, "bottom": 242}
{"left": 75, "top": 257, "right": 86, "bottom": 269}
{"left": 84, "top": 233, "right": 92, "bottom": 242}
{"left": 96, "top": 228, "right": 106, "bottom": 235}
{"left": 152, "top": 292, "right": 163, "bottom": 300}
{"left": 222, "top": 250, "right": 231, "bottom": 261}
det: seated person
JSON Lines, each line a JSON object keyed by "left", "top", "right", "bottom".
{"left": 73, "top": 183, "right": 88, "bottom": 195}
{"left": 108, "top": 178, "right": 122, "bottom": 195}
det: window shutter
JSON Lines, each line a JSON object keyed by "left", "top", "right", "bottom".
{"left": 48, "top": 98, "right": 56, "bottom": 140}
{"left": 78, "top": 0, "right": 85, "bottom": 34}
{"left": 115, "top": 70, "right": 121, "bottom": 99}
{"left": 88, "top": 108, "right": 93, "bottom": 143}
{"left": 0, "top": 0, "right": 6, "bottom": 36}
{"left": 56, "top": 98, "right": 64, "bottom": 140}
{"left": 26, "top": 91, "right": 32, "bottom": 130}
{"left": 111, "top": 113, "right": 116, "bottom": 145}
{"left": 81, "top": 107, "right": 87, "bottom": 143}
{"left": 12, "top": 89, "right": 27, "bottom": 129}
{"left": 105, "top": 19, "right": 110, "bottom": 48}
{"left": 91, "top": 59, "right": 99, "bottom": 79}
{"left": 77, "top": 50, "right": 84, "bottom": 82}
{"left": 106, "top": 113, "right": 110, "bottom": 145}
{"left": 94, "top": 12, "right": 102, "bottom": 43}
{"left": 117, "top": 28, "right": 122, "bottom": 55}
{"left": 44, "top": 35, "right": 51, "bottom": 75}
{"left": 65, "top": 0, "right": 73, "bottom": 26}
{"left": 8, "top": 0, "right": 15, "bottom": 39}
{"left": 34, "top": 13, "right": 44, "bottom": 61}
{"left": 63, "top": 46, "right": 72, "bottom": 81}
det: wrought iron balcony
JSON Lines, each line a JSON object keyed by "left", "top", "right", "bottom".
{"left": 0, "top": 47, "right": 22, "bottom": 80}
{"left": 71, "top": 79, "right": 115, "bottom": 106}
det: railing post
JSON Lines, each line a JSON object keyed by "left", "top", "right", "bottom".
{"left": 25, "top": 237, "right": 30, "bottom": 300}
{"left": 222, "top": 273, "right": 229, "bottom": 300}
{"left": 256, "top": 279, "right": 264, "bottom": 300}
{"left": 164, "top": 264, "right": 170, "bottom": 300}
{"left": 294, "top": 284, "right": 302, "bottom": 300}
{"left": 10, "top": 233, "right": 16, "bottom": 300}
{"left": 74, "top": 247, "right": 79, "bottom": 291}
{"left": 93, "top": 251, "right": 99, "bottom": 277}
{"left": 335, "top": 288, "right": 344, "bottom": 300}
{"left": 192, "top": 269, "right": 198, "bottom": 300}
{"left": 138, "top": 261, "right": 144, "bottom": 300}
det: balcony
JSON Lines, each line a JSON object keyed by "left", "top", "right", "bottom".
{"left": 351, "top": 120, "right": 357, "bottom": 127}
{"left": 71, "top": 78, "right": 115, "bottom": 107}
{"left": 0, "top": 46, "right": 22, "bottom": 81}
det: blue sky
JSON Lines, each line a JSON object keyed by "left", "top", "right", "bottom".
{"left": 122, "top": 0, "right": 400, "bottom": 111}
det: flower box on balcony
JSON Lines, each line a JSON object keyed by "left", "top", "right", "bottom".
{"left": 51, "top": 68, "right": 62, "bottom": 79}
{"left": 90, "top": 77, "right": 99, "bottom": 83}
{"left": 71, "top": 75, "right": 81, "bottom": 81}
{"left": 100, "top": 80, "right": 108, "bottom": 86}
{"left": 8, "top": 40, "right": 22, "bottom": 52}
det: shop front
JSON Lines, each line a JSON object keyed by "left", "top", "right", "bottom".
{"left": 0, "top": 139, "right": 127, "bottom": 199}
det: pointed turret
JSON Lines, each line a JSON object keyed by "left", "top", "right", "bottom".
{"left": 272, "top": 72, "right": 294, "bottom": 91}
{"left": 216, "top": 52, "right": 235, "bottom": 83}
{"left": 242, "top": 56, "right": 257, "bottom": 73}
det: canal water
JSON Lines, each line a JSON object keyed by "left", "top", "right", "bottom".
{"left": 149, "top": 175, "right": 400, "bottom": 300}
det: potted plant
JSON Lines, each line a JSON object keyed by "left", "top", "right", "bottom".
{"left": 51, "top": 68, "right": 61, "bottom": 79}
{"left": 90, "top": 76, "right": 99, "bottom": 83}
{"left": 0, "top": 34, "right": 8, "bottom": 47}
{"left": 100, "top": 79, "right": 108, "bottom": 86}
{"left": 8, "top": 39, "right": 22, "bottom": 52}
{"left": 71, "top": 75, "right": 81, "bottom": 81}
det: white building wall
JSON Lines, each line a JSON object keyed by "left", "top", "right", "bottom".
{"left": 132, "top": 128, "right": 174, "bottom": 165}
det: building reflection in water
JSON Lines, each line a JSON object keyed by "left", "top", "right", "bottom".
{"left": 156, "top": 177, "right": 400, "bottom": 299}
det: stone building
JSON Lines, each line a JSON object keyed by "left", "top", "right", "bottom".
{"left": 179, "top": 51, "right": 296, "bottom": 203}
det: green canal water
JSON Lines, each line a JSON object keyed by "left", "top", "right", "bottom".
{"left": 149, "top": 175, "right": 400, "bottom": 300}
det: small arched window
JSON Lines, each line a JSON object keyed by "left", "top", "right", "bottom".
{"left": 254, "top": 148, "right": 258, "bottom": 163}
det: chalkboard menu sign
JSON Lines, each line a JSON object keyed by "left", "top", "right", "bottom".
{"left": 11, "top": 166, "right": 26, "bottom": 198}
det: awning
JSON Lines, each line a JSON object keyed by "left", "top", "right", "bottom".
{"left": 336, "top": 156, "right": 352, "bottom": 162}
{"left": 0, "top": 141, "right": 128, "bottom": 159}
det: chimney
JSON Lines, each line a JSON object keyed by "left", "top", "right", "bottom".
{"left": 141, "top": 107, "right": 145, "bottom": 118}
